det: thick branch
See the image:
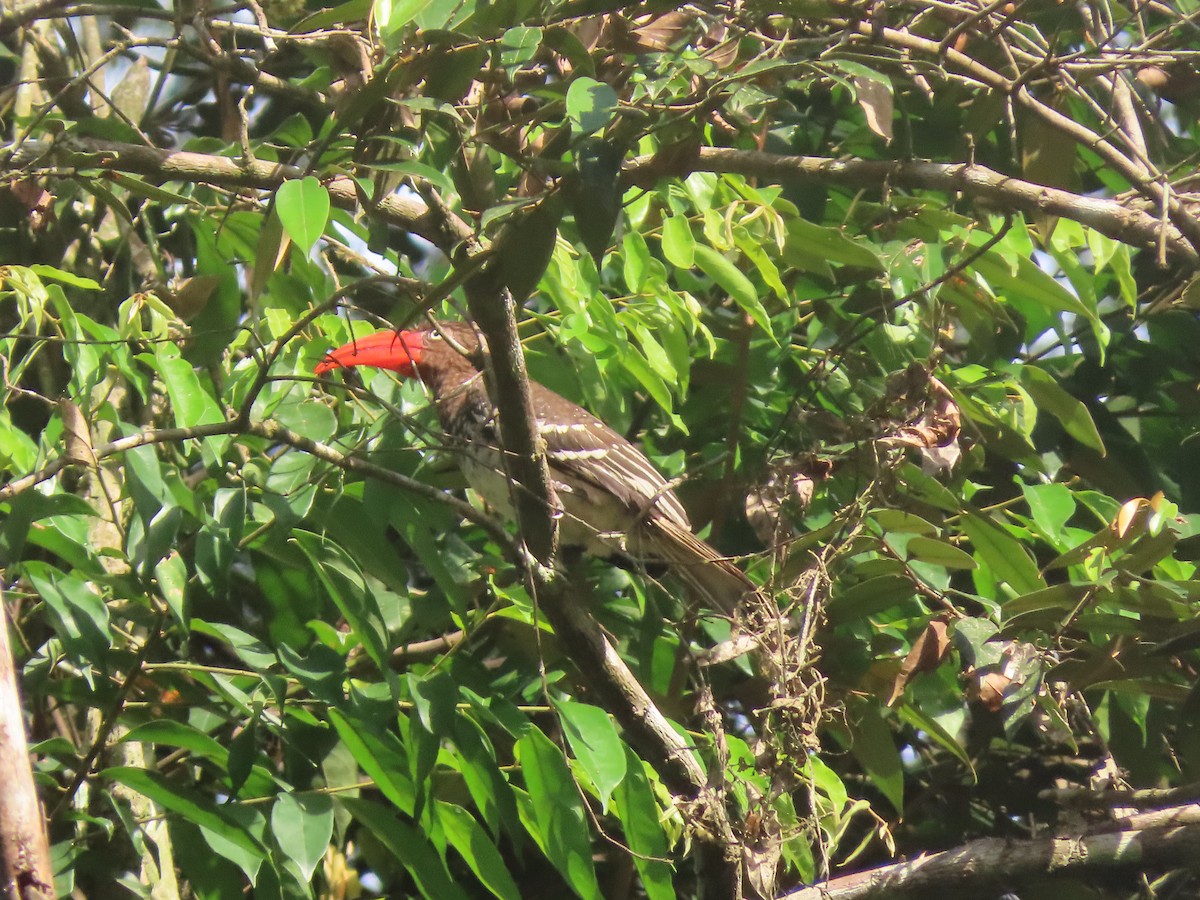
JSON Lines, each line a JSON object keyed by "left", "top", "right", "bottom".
{"left": 0, "top": 589, "right": 54, "bottom": 900}
{"left": 784, "top": 804, "right": 1200, "bottom": 900}
{"left": 464, "top": 286, "right": 559, "bottom": 565}
{"left": 3, "top": 139, "right": 454, "bottom": 251}
{"left": 0, "top": 0, "right": 62, "bottom": 35}
{"left": 626, "top": 148, "right": 1198, "bottom": 265}
{"left": 7, "top": 137, "right": 1189, "bottom": 266}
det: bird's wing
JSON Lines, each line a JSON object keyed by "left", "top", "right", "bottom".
{"left": 529, "top": 384, "right": 691, "bottom": 530}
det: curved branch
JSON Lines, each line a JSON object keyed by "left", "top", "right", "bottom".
{"left": 246, "top": 419, "right": 521, "bottom": 560}
{"left": 784, "top": 804, "right": 1200, "bottom": 900}
{"left": 531, "top": 570, "right": 742, "bottom": 893}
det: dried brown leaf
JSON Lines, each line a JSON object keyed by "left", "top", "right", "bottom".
{"left": 887, "top": 619, "right": 951, "bottom": 706}
{"left": 854, "top": 75, "right": 893, "bottom": 144}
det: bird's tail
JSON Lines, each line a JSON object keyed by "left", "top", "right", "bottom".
{"left": 639, "top": 518, "right": 755, "bottom": 615}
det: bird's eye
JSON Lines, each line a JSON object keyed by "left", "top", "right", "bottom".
{"left": 428, "top": 332, "right": 443, "bottom": 342}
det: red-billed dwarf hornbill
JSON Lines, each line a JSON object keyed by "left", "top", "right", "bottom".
{"left": 316, "top": 320, "right": 754, "bottom": 615}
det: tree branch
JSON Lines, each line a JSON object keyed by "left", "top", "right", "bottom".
{"left": 844, "top": 21, "right": 1200, "bottom": 254}
{"left": 0, "top": 589, "right": 54, "bottom": 900}
{"left": 3, "top": 139, "right": 452, "bottom": 249}
{"left": 7, "top": 136, "right": 1189, "bottom": 269}
{"left": 626, "top": 148, "right": 1198, "bottom": 265}
{"left": 463, "top": 285, "right": 560, "bottom": 565}
{"left": 531, "top": 570, "right": 743, "bottom": 895}
{"left": 783, "top": 804, "right": 1200, "bottom": 900}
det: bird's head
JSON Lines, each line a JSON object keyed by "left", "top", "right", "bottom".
{"left": 315, "top": 321, "right": 480, "bottom": 380}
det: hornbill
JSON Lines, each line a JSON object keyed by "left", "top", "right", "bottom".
{"left": 315, "top": 320, "right": 755, "bottom": 616}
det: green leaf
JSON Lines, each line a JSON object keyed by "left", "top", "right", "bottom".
{"left": 154, "top": 550, "right": 189, "bottom": 627}
{"left": 425, "top": 44, "right": 488, "bottom": 102}
{"left": 407, "top": 670, "right": 457, "bottom": 815}
{"left": 693, "top": 243, "right": 771, "bottom": 332}
{"left": 414, "top": 0, "right": 467, "bottom": 31}
{"left": 435, "top": 801, "right": 522, "bottom": 900}
{"left": 292, "top": 531, "right": 390, "bottom": 671}
{"left": 149, "top": 347, "right": 224, "bottom": 429}
{"left": 119, "top": 720, "right": 227, "bottom": 762}
{"left": 566, "top": 77, "right": 618, "bottom": 134}
{"left": 275, "top": 177, "right": 330, "bottom": 253}
{"left": 784, "top": 217, "right": 884, "bottom": 270}
{"left": 410, "top": 670, "right": 457, "bottom": 738}
{"left": 273, "top": 395, "right": 337, "bottom": 444}
{"left": 103, "top": 767, "right": 268, "bottom": 871}
{"left": 24, "top": 562, "right": 111, "bottom": 665}
{"left": 733, "top": 226, "right": 787, "bottom": 301}
{"left": 452, "top": 715, "right": 523, "bottom": 842}
{"left": 961, "top": 512, "right": 1046, "bottom": 595}
{"left": 872, "top": 509, "right": 940, "bottom": 535}
{"left": 374, "top": 0, "right": 432, "bottom": 34}
{"left": 190, "top": 619, "right": 276, "bottom": 671}
{"left": 496, "top": 195, "right": 564, "bottom": 302}
{"left": 1019, "top": 367, "right": 1105, "bottom": 454}
{"left": 271, "top": 793, "right": 333, "bottom": 882}
{"left": 619, "top": 345, "right": 674, "bottom": 413}
{"left": 805, "top": 755, "right": 848, "bottom": 811}
{"left": 364, "top": 160, "right": 455, "bottom": 197}
{"left": 553, "top": 699, "right": 626, "bottom": 812}
{"left": 500, "top": 26, "right": 543, "bottom": 64}
{"left": 570, "top": 138, "right": 622, "bottom": 265}
{"left": 894, "top": 700, "right": 974, "bottom": 774}
{"left": 387, "top": 494, "right": 471, "bottom": 618}
{"left": 327, "top": 708, "right": 415, "bottom": 814}
{"left": 29, "top": 265, "right": 101, "bottom": 290}
{"left": 848, "top": 702, "right": 903, "bottom": 815}
{"left": 516, "top": 727, "right": 601, "bottom": 899}
{"left": 199, "top": 805, "right": 269, "bottom": 885}
{"left": 1004, "top": 582, "right": 1092, "bottom": 618}
{"left": 971, "top": 250, "right": 1100, "bottom": 342}
{"left": 614, "top": 750, "right": 675, "bottom": 900}
{"left": 623, "top": 230, "right": 651, "bottom": 294}
{"left": 905, "top": 536, "right": 978, "bottom": 570}
{"left": 826, "top": 573, "right": 916, "bottom": 625}
{"left": 1021, "top": 482, "right": 1076, "bottom": 542}
{"left": 342, "top": 798, "right": 470, "bottom": 900}
{"left": 660, "top": 215, "right": 695, "bottom": 268}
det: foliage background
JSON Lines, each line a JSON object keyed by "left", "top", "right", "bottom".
{"left": 3, "top": 0, "right": 1200, "bottom": 897}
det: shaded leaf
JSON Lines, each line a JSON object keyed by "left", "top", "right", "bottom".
{"left": 1020, "top": 367, "right": 1105, "bottom": 454}
{"left": 272, "top": 793, "right": 334, "bottom": 881}
{"left": 516, "top": 727, "right": 601, "bottom": 899}
{"left": 961, "top": 512, "right": 1046, "bottom": 595}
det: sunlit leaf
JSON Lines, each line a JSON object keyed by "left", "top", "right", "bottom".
{"left": 553, "top": 699, "right": 626, "bottom": 813}
{"left": 275, "top": 177, "right": 330, "bottom": 253}
{"left": 566, "top": 77, "right": 618, "bottom": 135}
{"left": 516, "top": 727, "right": 601, "bottom": 899}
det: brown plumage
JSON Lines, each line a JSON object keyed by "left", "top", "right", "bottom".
{"left": 317, "top": 320, "right": 754, "bottom": 615}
